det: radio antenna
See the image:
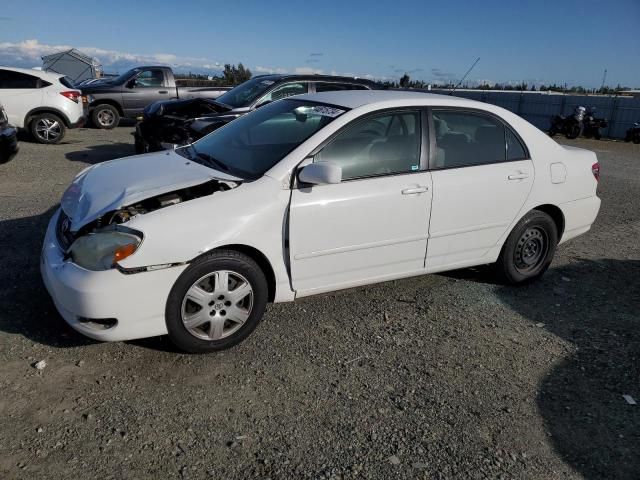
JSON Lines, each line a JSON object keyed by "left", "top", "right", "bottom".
{"left": 450, "top": 57, "right": 480, "bottom": 95}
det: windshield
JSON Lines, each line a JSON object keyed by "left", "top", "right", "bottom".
{"left": 179, "top": 99, "right": 347, "bottom": 180}
{"left": 215, "top": 77, "right": 280, "bottom": 108}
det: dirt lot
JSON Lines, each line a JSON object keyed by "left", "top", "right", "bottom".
{"left": 0, "top": 126, "right": 638, "bottom": 480}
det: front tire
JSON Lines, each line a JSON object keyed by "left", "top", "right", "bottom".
{"left": 30, "top": 113, "right": 66, "bottom": 144}
{"left": 495, "top": 210, "right": 558, "bottom": 284}
{"left": 91, "top": 104, "right": 120, "bottom": 129}
{"left": 165, "top": 250, "right": 268, "bottom": 353}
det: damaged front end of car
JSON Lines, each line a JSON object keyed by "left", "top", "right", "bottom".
{"left": 57, "top": 177, "right": 239, "bottom": 273}
{"left": 135, "top": 98, "right": 237, "bottom": 153}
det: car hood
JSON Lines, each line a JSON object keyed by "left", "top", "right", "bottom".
{"left": 61, "top": 149, "right": 241, "bottom": 232}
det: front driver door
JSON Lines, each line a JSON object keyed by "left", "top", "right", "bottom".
{"left": 121, "top": 68, "right": 170, "bottom": 117}
{"left": 290, "top": 110, "right": 433, "bottom": 296}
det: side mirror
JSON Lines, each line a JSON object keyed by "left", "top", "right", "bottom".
{"left": 299, "top": 161, "right": 342, "bottom": 185}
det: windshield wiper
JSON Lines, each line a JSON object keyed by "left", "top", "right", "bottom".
{"left": 195, "top": 151, "right": 231, "bottom": 173}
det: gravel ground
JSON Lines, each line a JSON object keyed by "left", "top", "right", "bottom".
{"left": 0, "top": 127, "right": 638, "bottom": 480}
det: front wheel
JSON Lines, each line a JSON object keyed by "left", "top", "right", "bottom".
{"left": 91, "top": 104, "right": 120, "bottom": 129}
{"left": 165, "top": 250, "right": 268, "bottom": 353}
{"left": 495, "top": 210, "right": 558, "bottom": 284}
{"left": 30, "top": 113, "right": 66, "bottom": 144}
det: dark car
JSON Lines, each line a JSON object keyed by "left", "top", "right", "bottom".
{"left": 133, "top": 74, "right": 382, "bottom": 153}
{"left": 625, "top": 122, "right": 640, "bottom": 144}
{"left": 0, "top": 102, "right": 18, "bottom": 164}
{"left": 81, "top": 66, "right": 231, "bottom": 129}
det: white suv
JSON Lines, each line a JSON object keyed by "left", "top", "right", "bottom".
{"left": 0, "top": 67, "right": 86, "bottom": 144}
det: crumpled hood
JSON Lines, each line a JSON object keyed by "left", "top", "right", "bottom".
{"left": 61, "top": 149, "right": 240, "bottom": 231}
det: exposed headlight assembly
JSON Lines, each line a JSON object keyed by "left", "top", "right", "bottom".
{"left": 69, "top": 230, "right": 142, "bottom": 271}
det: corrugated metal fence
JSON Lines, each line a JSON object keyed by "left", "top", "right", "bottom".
{"left": 429, "top": 89, "right": 640, "bottom": 139}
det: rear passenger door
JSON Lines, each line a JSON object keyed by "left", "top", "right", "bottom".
{"left": 426, "top": 109, "right": 534, "bottom": 269}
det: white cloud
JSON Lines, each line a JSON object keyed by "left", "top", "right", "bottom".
{"left": 293, "top": 66, "right": 324, "bottom": 75}
{"left": 254, "top": 65, "right": 288, "bottom": 74}
{"left": 0, "top": 39, "right": 222, "bottom": 72}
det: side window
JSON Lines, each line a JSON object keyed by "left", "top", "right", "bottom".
{"left": 257, "top": 82, "right": 308, "bottom": 104}
{"left": 133, "top": 69, "right": 165, "bottom": 88}
{"left": 315, "top": 82, "right": 368, "bottom": 92}
{"left": 0, "top": 70, "right": 41, "bottom": 89}
{"left": 506, "top": 128, "right": 527, "bottom": 160}
{"left": 315, "top": 111, "right": 421, "bottom": 181}
{"left": 432, "top": 111, "right": 506, "bottom": 169}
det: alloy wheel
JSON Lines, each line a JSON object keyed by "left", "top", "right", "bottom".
{"left": 96, "top": 109, "right": 115, "bottom": 127}
{"left": 35, "top": 118, "right": 62, "bottom": 142}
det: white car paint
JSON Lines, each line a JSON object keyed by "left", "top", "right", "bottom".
{"left": 0, "top": 66, "right": 85, "bottom": 129}
{"left": 41, "top": 90, "right": 601, "bottom": 343}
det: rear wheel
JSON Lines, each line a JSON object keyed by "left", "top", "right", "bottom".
{"left": 30, "top": 113, "right": 66, "bottom": 144}
{"left": 165, "top": 250, "right": 268, "bottom": 353}
{"left": 91, "top": 104, "right": 120, "bottom": 129}
{"left": 495, "top": 210, "right": 558, "bottom": 284}
{"left": 566, "top": 123, "right": 581, "bottom": 139}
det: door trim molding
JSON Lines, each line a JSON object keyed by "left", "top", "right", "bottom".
{"left": 294, "top": 234, "right": 429, "bottom": 260}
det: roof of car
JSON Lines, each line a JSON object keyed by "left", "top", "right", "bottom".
{"left": 253, "top": 74, "right": 380, "bottom": 86}
{"left": 0, "top": 66, "right": 65, "bottom": 80}
{"left": 294, "top": 89, "right": 485, "bottom": 110}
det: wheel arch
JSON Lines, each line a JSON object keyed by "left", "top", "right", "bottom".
{"left": 89, "top": 99, "right": 124, "bottom": 116}
{"left": 25, "top": 107, "right": 71, "bottom": 128}
{"left": 193, "top": 244, "right": 277, "bottom": 302}
{"left": 532, "top": 204, "right": 565, "bottom": 240}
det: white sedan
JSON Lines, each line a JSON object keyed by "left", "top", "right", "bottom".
{"left": 41, "top": 91, "right": 601, "bottom": 352}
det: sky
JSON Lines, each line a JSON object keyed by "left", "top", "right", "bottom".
{"left": 1, "top": 0, "right": 638, "bottom": 88}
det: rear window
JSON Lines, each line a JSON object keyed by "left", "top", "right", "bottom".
{"left": 59, "top": 76, "right": 76, "bottom": 89}
{"left": 315, "top": 82, "right": 369, "bottom": 92}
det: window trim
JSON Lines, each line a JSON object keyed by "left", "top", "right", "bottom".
{"left": 294, "top": 107, "right": 428, "bottom": 187}
{"left": 251, "top": 81, "right": 311, "bottom": 109}
{"left": 427, "top": 107, "right": 530, "bottom": 171}
{"left": 311, "top": 81, "right": 371, "bottom": 93}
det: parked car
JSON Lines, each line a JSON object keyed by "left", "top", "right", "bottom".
{"left": 624, "top": 122, "right": 640, "bottom": 144}
{"left": 0, "top": 102, "right": 18, "bottom": 163}
{"left": 0, "top": 67, "right": 86, "bottom": 144}
{"left": 549, "top": 106, "right": 607, "bottom": 140}
{"left": 42, "top": 91, "right": 601, "bottom": 353}
{"left": 81, "top": 66, "right": 231, "bottom": 129}
{"left": 133, "top": 74, "right": 381, "bottom": 153}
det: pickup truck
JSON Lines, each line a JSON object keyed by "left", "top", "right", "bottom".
{"left": 81, "top": 66, "right": 231, "bottom": 129}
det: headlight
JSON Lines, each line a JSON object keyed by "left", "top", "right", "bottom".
{"left": 69, "top": 231, "right": 142, "bottom": 271}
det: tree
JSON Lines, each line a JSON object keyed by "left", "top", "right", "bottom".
{"left": 222, "top": 63, "right": 252, "bottom": 85}
{"left": 399, "top": 73, "right": 410, "bottom": 88}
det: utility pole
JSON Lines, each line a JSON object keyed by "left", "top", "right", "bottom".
{"left": 600, "top": 69, "right": 608, "bottom": 92}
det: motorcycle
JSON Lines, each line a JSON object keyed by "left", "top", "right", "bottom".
{"left": 549, "top": 106, "right": 608, "bottom": 140}
{"left": 624, "top": 122, "right": 640, "bottom": 144}
{"left": 581, "top": 107, "right": 608, "bottom": 140}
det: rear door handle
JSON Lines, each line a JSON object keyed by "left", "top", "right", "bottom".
{"left": 158, "top": 90, "right": 168, "bottom": 94}
{"left": 508, "top": 173, "right": 529, "bottom": 180}
{"left": 401, "top": 186, "right": 429, "bottom": 195}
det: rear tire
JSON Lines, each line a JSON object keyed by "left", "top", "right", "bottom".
{"left": 91, "top": 104, "right": 120, "bottom": 129}
{"left": 495, "top": 210, "right": 558, "bottom": 285}
{"left": 30, "top": 113, "right": 66, "bottom": 144}
{"left": 165, "top": 250, "right": 268, "bottom": 353}
{"left": 566, "top": 124, "right": 581, "bottom": 139}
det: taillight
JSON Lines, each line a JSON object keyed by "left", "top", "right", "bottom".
{"left": 60, "top": 91, "right": 81, "bottom": 103}
{"left": 592, "top": 162, "right": 600, "bottom": 182}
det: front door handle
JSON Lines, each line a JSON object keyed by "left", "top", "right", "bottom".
{"left": 158, "top": 90, "right": 168, "bottom": 94}
{"left": 508, "top": 173, "right": 529, "bottom": 180}
{"left": 401, "top": 186, "right": 429, "bottom": 195}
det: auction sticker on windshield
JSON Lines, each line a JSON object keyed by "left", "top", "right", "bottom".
{"left": 308, "top": 105, "right": 345, "bottom": 117}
